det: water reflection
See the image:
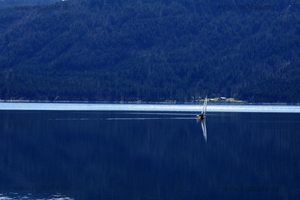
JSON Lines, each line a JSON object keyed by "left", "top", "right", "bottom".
{"left": 1, "top": 111, "right": 300, "bottom": 199}
{"left": 0, "top": 193, "right": 74, "bottom": 200}
{"left": 197, "top": 118, "right": 207, "bottom": 142}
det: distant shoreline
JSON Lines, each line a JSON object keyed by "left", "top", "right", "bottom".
{"left": 0, "top": 99, "right": 299, "bottom": 105}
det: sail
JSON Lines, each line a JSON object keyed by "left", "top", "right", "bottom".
{"left": 200, "top": 96, "right": 207, "bottom": 115}
{"left": 203, "top": 95, "right": 207, "bottom": 115}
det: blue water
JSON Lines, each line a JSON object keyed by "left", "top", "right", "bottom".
{"left": 0, "top": 104, "right": 300, "bottom": 199}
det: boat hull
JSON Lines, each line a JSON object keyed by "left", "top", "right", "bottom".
{"left": 197, "top": 115, "right": 205, "bottom": 119}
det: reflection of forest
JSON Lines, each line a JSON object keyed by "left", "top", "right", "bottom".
{"left": 0, "top": 111, "right": 299, "bottom": 199}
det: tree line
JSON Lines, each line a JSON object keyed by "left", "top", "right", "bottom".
{"left": 0, "top": 0, "right": 299, "bottom": 102}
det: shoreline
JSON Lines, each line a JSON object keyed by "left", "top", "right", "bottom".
{"left": 0, "top": 99, "right": 299, "bottom": 105}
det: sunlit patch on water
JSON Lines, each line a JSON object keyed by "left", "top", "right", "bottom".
{"left": 1, "top": 103, "right": 300, "bottom": 113}
{"left": 105, "top": 117, "right": 195, "bottom": 120}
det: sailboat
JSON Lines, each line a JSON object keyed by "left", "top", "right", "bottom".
{"left": 197, "top": 95, "right": 207, "bottom": 119}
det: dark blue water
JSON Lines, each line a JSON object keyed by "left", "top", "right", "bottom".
{"left": 0, "top": 111, "right": 299, "bottom": 199}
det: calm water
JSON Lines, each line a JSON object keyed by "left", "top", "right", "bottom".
{"left": 1, "top": 102, "right": 300, "bottom": 113}
{"left": 0, "top": 105, "right": 300, "bottom": 199}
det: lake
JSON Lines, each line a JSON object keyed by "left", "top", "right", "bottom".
{"left": 0, "top": 103, "right": 299, "bottom": 199}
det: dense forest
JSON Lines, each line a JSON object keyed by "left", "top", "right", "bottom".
{"left": 0, "top": 0, "right": 300, "bottom": 102}
{"left": 0, "top": 0, "right": 58, "bottom": 9}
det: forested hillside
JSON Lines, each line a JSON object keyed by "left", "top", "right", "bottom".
{"left": 0, "top": 0, "right": 58, "bottom": 9}
{"left": 0, "top": 0, "right": 300, "bottom": 102}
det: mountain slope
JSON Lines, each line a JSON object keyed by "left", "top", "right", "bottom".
{"left": 0, "top": 0, "right": 59, "bottom": 9}
{"left": 0, "top": 0, "right": 300, "bottom": 102}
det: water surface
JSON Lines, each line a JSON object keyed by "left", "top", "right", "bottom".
{"left": 0, "top": 109, "right": 299, "bottom": 199}
{"left": 1, "top": 102, "right": 300, "bottom": 113}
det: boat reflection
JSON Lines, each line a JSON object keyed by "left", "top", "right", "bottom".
{"left": 197, "top": 118, "right": 207, "bottom": 142}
